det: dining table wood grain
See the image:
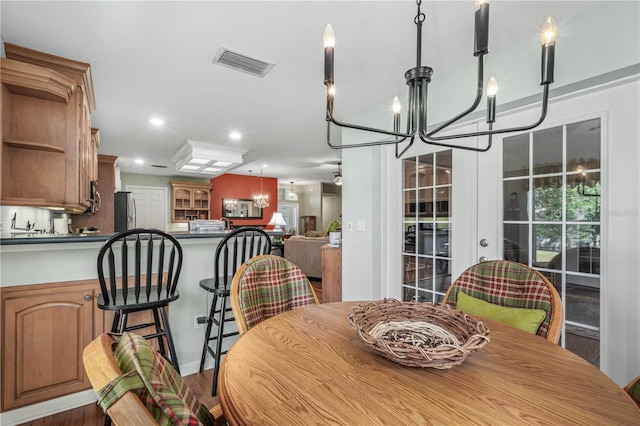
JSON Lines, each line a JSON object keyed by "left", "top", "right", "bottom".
{"left": 218, "top": 301, "right": 640, "bottom": 425}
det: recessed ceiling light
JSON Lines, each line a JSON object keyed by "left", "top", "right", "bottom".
{"left": 135, "top": 158, "right": 144, "bottom": 165}
{"left": 230, "top": 132, "right": 241, "bottom": 140}
{"left": 150, "top": 117, "right": 164, "bottom": 126}
{"left": 262, "top": 164, "right": 268, "bottom": 168}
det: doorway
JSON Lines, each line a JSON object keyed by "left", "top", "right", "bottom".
{"left": 126, "top": 185, "right": 167, "bottom": 230}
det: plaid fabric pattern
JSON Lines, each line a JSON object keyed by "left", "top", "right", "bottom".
{"left": 97, "top": 332, "right": 215, "bottom": 426}
{"left": 446, "top": 260, "right": 554, "bottom": 338}
{"left": 238, "top": 255, "right": 317, "bottom": 330}
{"left": 628, "top": 378, "right": 640, "bottom": 406}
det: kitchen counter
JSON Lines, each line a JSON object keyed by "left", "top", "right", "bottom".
{"left": 0, "top": 231, "right": 238, "bottom": 245}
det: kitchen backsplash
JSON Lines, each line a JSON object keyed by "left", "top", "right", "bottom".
{"left": 0, "top": 206, "right": 69, "bottom": 237}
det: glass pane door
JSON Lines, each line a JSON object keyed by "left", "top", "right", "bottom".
{"left": 402, "top": 151, "right": 453, "bottom": 303}
{"left": 502, "top": 117, "right": 601, "bottom": 367}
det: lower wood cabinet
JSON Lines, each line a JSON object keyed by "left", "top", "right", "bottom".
{"left": 1, "top": 279, "right": 156, "bottom": 411}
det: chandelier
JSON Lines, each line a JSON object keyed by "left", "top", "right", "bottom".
{"left": 323, "top": 0, "right": 557, "bottom": 157}
{"left": 251, "top": 169, "right": 269, "bottom": 208}
{"left": 333, "top": 162, "right": 343, "bottom": 186}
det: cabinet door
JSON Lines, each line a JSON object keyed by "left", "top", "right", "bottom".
{"left": 2, "top": 287, "right": 94, "bottom": 410}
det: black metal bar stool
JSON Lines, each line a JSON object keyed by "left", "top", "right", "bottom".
{"left": 96, "top": 228, "right": 183, "bottom": 373}
{"left": 199, "top": 227, "right": 271, "bottom": 396}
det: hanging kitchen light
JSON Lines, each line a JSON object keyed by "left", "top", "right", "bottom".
{"left": 333, "top": 162, "right": 343, "bottom": 186}
{"left": 252, "top": 169, "right": 269, "bottom": 208}
{"left": 323, "top": 1, "right": 557, "bottom": 157}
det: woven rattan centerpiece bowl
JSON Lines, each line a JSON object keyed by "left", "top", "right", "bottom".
{"left": 347, "top": 299, "right": 490, "bottom": 369}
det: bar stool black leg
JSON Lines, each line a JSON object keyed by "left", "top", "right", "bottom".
{"left": 159, "top": 306, "right": 180, "bottom": 374}
{"left": 199, "top": 293, "right": 218, "bottom": 373}
{"left": 211, "top": 295, "right": 228, "bottom": 396}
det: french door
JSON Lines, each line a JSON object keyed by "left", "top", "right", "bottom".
{"left": 402, "top": 116, "right": 603, "bottom": 367}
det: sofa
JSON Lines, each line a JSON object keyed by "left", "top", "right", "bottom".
{"left": 284, "top": 234, "right": 330, "bottom": 279}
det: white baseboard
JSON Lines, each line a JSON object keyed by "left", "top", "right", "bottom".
{"left": 0, "top": 389, "right": 97, "bottom": 426}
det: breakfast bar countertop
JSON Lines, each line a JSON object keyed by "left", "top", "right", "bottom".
{"left": 0, "top": 231, "right": 234, "bottom": 245}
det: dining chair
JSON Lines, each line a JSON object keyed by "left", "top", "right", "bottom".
{"left": 97, "top": 228, "right": 183, "bottom": 372}
{"left": 83, "top": 332, "right": 225, "bottom": 426}
{"left": 624, "top": 374, "right": 640, "bottom": 407}
{"left": 443, "top": 259, "right": 563, "bottom": 343}
{"left": 230, "top": 254, "right": 319, "bottom": 334}
{"left": 198, "top": 227, "right": 271, "bottom": 396}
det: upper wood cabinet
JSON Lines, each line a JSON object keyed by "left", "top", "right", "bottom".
{"left": 170, "top": 181, "right": 210, "bottom": 222}
{"left": 0, "top": 44, "right": 97, "bottom": 212}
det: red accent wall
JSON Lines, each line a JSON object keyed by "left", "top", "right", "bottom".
{"left": 210, "top": 173, "right": 278, "bottom": 227}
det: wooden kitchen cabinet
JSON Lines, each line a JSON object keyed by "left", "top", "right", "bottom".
{"left": 0, "top": 280, "right": 100, "bottom": 410}
{"left": 0, "top": 44, "right": 97, "bottom": 213}
{"left": 170, "top": 181, "right": 210, "bottom": 222}
{"left": 0, "top": 279, "right": 159, "bottom": 411}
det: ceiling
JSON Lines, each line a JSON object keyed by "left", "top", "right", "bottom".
{"left": 1, "top": 1, "right": 604, "bottom": 185}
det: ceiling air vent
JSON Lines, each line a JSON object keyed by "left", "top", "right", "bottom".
{"left": 213, "top": 47, "right": 275, "bottom": 78}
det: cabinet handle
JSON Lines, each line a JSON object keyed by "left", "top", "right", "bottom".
{"left": 84, "top": 295, "right": 92, "bottom": 302}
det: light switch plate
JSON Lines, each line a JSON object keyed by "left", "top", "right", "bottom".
{"left": 357, "top": 220, "right": 365, "bottom": 232}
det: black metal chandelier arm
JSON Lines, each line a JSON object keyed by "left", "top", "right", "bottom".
{"left": 422, "top": 84, "right": 550, "bottom": 141}
{"left": 395, "top": 135, "right": 416, "bottom": 158}
{"left": 424, "top": 54, "right": 486, "bottom": 138}
{"left": 326, "top": 107, "right": 414, "bottom": 139}
{"left": 416, "top": 128, "right": 493, "bottom": 153}
{"left": 326, "top": 121, "right": 411, "bottom": 150}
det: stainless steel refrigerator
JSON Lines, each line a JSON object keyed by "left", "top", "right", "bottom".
{"left": 114, "top": 191, "right": 136, "bottom": 232}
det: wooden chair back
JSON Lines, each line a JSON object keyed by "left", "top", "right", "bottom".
{"left": 443, "top": 260, "right": 563, "bottom": 343}
{"left": 230, "top": 254, "right": 319, "bottom": 334}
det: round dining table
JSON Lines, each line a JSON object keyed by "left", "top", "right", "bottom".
{"left": 218, "top": 301, "right": 640, "bottom": 425}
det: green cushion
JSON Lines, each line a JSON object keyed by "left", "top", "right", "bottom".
{"left": 456, "top": 291, "right": 546, "bottom": 335}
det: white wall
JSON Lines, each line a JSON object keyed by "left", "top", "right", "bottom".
{"left": 340, "top": 1, "right": 640, "bottom": 385}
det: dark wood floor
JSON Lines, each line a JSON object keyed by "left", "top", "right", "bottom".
{"left": 18, "top": 370, "right": 220, "bottom": 426}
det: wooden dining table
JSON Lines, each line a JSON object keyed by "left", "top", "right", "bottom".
{"left": 218, "top": 301, "right": 640, "bottom": 425}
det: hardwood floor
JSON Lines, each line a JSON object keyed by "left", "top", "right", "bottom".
{"left": 17, "top": 370, "right": 220, "bottom": 426}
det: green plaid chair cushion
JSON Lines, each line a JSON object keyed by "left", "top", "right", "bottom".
{"left": 237, "top": 255, "right": 317, "bottom": 331}
{"left": 628, "top": 377, "right": 640, "bottom": 406}
{"left": 96, "top": 332, "right": 215, "bottom": 426}
{"left": 446, "top": 260, "right": 555, "bottom": 338}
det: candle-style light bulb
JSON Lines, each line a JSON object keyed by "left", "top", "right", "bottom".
{"left": 392, "top": 96, "right": 401, "bottom": 114}
{"left": 540, "top": 16, "right": 557, "bottom": 46}
{"left": 324, "top": 24, "right": 335, "bottom": 48}
{"left": 486, "top": 77, "right": 497, "bottom": 123}
{"left": 475, "top": 0, "right": 489, "bottom": 8}
{"left": 487, "top": 77, "right": 498, "bottom": 97}
{"left": 540, "top": 16, "right": 557, "bottom": 85}
{"left": 392, "top": 96, "right": 401, "bottom": 136}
